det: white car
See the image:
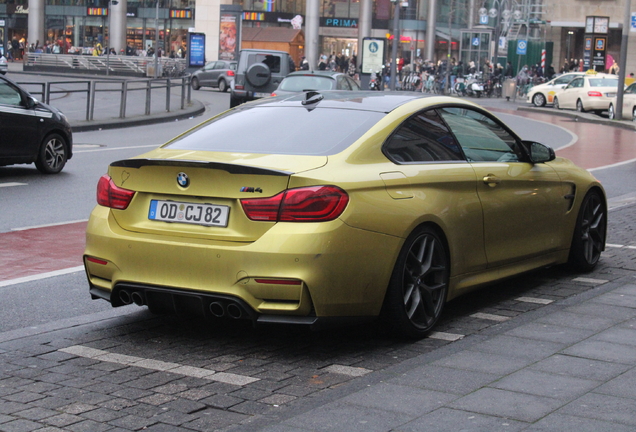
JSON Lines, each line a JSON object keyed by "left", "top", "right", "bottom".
{"left": 608, "top": 82, "right": 636, "bottom": 121}
{"left": 526, "top": 72, "right": 585, "bottom": 107}
{"left": 553, "top": 72, "right": 620, "bottom": 114}
{"left": 0, "top": 55, "right": 7, "bottom": 75}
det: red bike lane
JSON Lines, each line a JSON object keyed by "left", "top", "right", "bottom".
{"left": 1, "top": 112, "right": 634, "bottom": 284}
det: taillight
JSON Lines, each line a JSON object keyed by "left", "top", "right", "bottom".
{"left": 241, "top": 186, "right": 349, "bottom": 222}
{"left": 227, "top": 70, "right": 235, "bottom": 77}
{"left": 96, "top": 174, "right": 135, "bottom": 210}
{"left": 271, "top": 92, "right": 277, "bottom": 97}
{"left": 588, "top": 91, "right": 603, "bottom": 97}
{"left": 235, "top": 84, "right": 244, "bottom": 90}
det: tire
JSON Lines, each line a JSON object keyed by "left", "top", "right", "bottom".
{"left": 229, "top": 94, "right": 242, "bottom": 108}
{"left": 218, "top": 79, "right": 227, "bottom": 92}
{"left": 35, "top": 133, "right": 68, "bottom": 174}
{"left": 553, "top": 97, "right": 561, "bottom": 110}
{"left": 191, "top": 76, "right": 200, "bottom": 90}
{"left": 384, "top": 226, "right": 449, "bottom": 339}
{"left": 632, "top": 107, "right": 636, "bottom": 122}
{"left": 576, "top": 99, "right": 585, "bottom": 113}
{"left": 245, "top": 63, "right": 271, "bottom": 87}
{"left": 568, "top": 190, "right": 606, "bottom": 272}
{"left": 532, "top": 93, "right": 546, "bottom": 107}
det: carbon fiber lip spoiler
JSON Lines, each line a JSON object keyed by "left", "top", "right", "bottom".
{"left": 110, "top": 159, "right": 292, "bottom": 177}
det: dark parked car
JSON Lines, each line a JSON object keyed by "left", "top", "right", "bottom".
{"left": 191, "top": 60, "right": 236, "bottom": 92}
{"left": 272, "top": 71, "right": 361, "bottom": 97}
{"left": 0, "top": 75, "right": 73, "bottom": 173}
{"left": 230, "top": 49, "right": 294, "bottom": 108}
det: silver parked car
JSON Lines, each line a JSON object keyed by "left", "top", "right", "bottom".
{"left": 191, "top": 60, "right": 237, "bottom": 92}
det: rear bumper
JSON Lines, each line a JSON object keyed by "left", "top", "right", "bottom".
{"left": 85, "top": 206, "right": 401, "bottom": 319}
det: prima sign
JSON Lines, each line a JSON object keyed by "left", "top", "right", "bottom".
{"left": 322, "top": 18, "right": 358, "bottom": 28}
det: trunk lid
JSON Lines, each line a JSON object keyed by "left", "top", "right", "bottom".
{"left": 106, "top": 149, "right": 327, "bottom": 242}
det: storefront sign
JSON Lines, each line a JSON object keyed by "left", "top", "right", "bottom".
{"left": 188, "top": 32, "right": 205, "bottom": 68}
{"left": 87, "top": 7, "right": 108, "bottom": 16}
{"left": 170, "top": 9, "right": 193, "bottom": 19}
{"left": 7, "top": 5, "right": 29, "bottom": 14}
{"left": 321, "top": 18, "right": 358, "bottom": 28}
{"left": 219, "top": 6, "right": 240, "bottom": 61}
{"left": 593, "top": 36, "right": 607, "bottom": 67}
{"left": 242, "top": 12, "right": 303, "bottom": 24}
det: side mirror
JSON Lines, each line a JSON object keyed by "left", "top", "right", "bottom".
{"left": 525, "top": 141, "right": 556, "bottom": 163}
{"left": 24, "top": 95, "right": 38, "bottom": 109}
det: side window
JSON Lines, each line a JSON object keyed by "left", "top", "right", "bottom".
{"left": 569, "top": 78, "right": 583, "bottom": 88}
{"left": 347, "top": 76, "right": 361, "bottom": 90}
{"left": 203, "top": 62, "right": 215, "bottom": 71}
{"left": 337, "top": 75, "right": 351, "bottom": 90}
{"left": 437, "top": 107, "right": 523, "bottom": 163}
{"left": 0, "top": 81, "right": 23, "bottom": 106}
{"left": 383, "top": 109, "right": 464, "bottom": 163}
{"left": 627, "top": 84, "right": 636, "bottom": 94}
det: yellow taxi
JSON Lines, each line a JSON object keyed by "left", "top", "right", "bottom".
{"left": 553, "top": 71, "right": 621, "bottom": 114}
{"left": 608, "top": 82, "right": 636, "bottom": 121}
{"left": 526, "top": 72, "right": 585, "bottom": 107}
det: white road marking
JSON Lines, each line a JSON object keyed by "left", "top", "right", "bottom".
{"left": 428, "top": 331, "right": 465, "bottom": 341}
{"left": 0, "top": 266, "right": 85, "bottom": 288}
{"left": 323, "top": 364, "right": 372, "bottom": 377}
{"left": 573, "top": 277, "right": 609, "bottom": 284}
{"left": 589, "top": 156, "right": 636, "bottom": 172}
{"left": 0, "top": 182, "right": 27, "bottom": 188}
{"left": 59, "top": 345, "right": 259, "bottom": 385}
{"left": 471, "top": 313, "right": 511, "bottom": 322}
{"left": 516, "top": 297, "right": 554, "bottom": 305}
{"left": 607, "top": 244, "right": 624, "bottom": 248}
{"left": 11, "top": 219, "right": 88, "bottom": 231}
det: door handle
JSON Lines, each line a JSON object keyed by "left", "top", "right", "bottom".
{"left": 483, "top": 174, "right": 501, "bottom": 187}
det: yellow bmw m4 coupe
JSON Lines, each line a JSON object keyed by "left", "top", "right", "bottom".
{"left": 84, "top": 92, "right": 606, "bottom": 338}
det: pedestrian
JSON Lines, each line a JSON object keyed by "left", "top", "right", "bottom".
{"left": 504, "top": 61, "right": 513, "bottom": 78}
{"left": 347, "top": 54, "right": 357, "bottom": 78}
{"left": 300, "top": 56, "right": 309, "bottom": 70}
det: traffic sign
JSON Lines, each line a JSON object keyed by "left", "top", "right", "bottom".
{"left": 631, "top": 12, "right": 636, "bottom": 32}
{"left": 516, "top": 39, "right": 527, "bottom": 55}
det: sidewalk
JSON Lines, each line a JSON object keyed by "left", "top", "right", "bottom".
{"left": 5, "top": 60, "right": 205, "bottom": 132}
{"left": 235, "top": 271, "right": 636, "bottom": 431}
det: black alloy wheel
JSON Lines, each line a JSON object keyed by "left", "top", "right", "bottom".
{"left": 191, "top": 76, "right": 200, "bottom": 90}
{"left": 35, "top": 133, "right": 67, "bottom": 174}
{"left": 384, "top": 226, "right": 449, "bottom": 338}
{"left": 569, "top": 190, "right": 606, "bottom": 272}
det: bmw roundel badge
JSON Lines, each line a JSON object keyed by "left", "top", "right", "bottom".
{"left": 177, "top": 172, "right": 190, "bottom": 188}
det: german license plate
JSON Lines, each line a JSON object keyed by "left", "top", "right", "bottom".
{"left": 254, "top": 92, "right": 270, "bottom": 98}
{"left": 149, "top": 200, "right": 229, "bottom": 227}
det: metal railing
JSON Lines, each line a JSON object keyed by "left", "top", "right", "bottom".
{"left": 23, "top": 53, "right": 187, "bottom": 78}
{"left": 17, "top": 76, "right": 192, "bottom": 122}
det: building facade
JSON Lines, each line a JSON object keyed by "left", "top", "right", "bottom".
{"left": 1, "top": 0, "right": 634, "bottom": 77}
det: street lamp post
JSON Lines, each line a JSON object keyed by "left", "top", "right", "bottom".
{"left": 154, "top": 0, "right": 160, "bottom": 79}
{"left": 106, "top": 0, "right": 118, "bottom": 76}
{"left": 389, "top": 0, "right": 407, "bottom": 91}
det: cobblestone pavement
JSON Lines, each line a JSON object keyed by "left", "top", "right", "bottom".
{"left": 1, "top": 197, "right": 634, "bottom": 431}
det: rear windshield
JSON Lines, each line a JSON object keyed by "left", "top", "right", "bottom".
{"left": 589, "top": 78, "right": 619, "bottom": 87}
{"left": 248, "top": 54, "right": 280, "bottom": 73}
{"left": 280, "top": 76, "right": 335, "bottom": 92}
{"left": 165, "top": 106, "right": 384, "bottom": 156}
